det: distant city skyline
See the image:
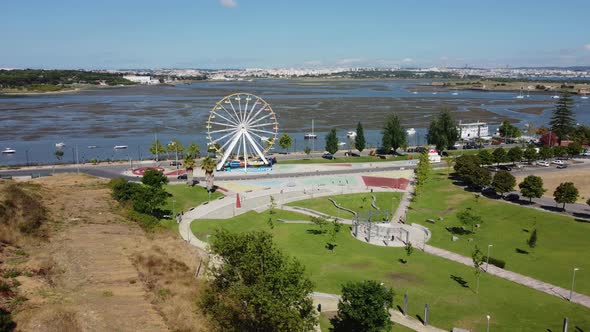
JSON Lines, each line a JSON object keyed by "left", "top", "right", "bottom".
{"left": 1, "top": 0, "right": 590, "bottom": 69}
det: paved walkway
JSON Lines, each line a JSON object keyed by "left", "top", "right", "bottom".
{"left": 424, "top": 245, "right": 590, "bottom": 308}
{"left": 312, "top": 292, "right": 445, "bottom": 332}
{"left": 391, "top": 176, "right": 415, "bottom": 224}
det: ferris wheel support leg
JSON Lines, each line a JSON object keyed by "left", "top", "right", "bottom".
{"left": 244, "top": 131, "right": 269, "bottom": 165}
{"left": 216, "top": 132, "right": 242, "bottom": 171}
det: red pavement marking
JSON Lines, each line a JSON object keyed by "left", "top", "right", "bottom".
{"left": 132, "top": 167, "right": 165, "bottom": 176}
{"left": 217, "top": 186, "right": 228, "bottom": 192}
{"left": 165, "top": 169, "right": 186, "bottom": 176}
{"left": 361, "top": 176, "right": 409, "bottom": 190}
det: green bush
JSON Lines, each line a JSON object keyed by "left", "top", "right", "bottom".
{"left": 127, "top": 210, "right": 160, "bottom": 231}
{"left": 485, "top": 256, "right": 506, "bottom": 269}
{"left": 0, "top": 308, "right": 16, "bottom": 332}
{"left": 110, "top": 179, "right": 140, "bottom": 202}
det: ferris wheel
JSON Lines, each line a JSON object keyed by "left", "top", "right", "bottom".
{"left": 207, "top": 93, "right": 278, "bottom": 170}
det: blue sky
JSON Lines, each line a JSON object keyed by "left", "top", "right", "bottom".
{"left": 1, "top": 0, "right": 589, "bottom": 69}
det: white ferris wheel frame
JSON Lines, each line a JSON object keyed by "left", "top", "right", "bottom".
{"left": 207, "top": 93, "right": 278, "bottom": 171}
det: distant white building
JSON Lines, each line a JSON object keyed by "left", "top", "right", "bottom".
{"left": 123, "top": 75, "right": 160, "bottom": 85}
{"left": 458, "top": 121, "right": 489, "bottom": 140}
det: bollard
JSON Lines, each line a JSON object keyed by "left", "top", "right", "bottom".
{"left": 424, "top": 303, "right": 429, "bottom": 326}
{"left": 563, "top": 317, "right": 568, "bottom": 332}
{"left": 403, "top": 293, "right": 408, "bottom": 317}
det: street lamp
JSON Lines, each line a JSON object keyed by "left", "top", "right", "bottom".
{"left": 172, "top": 199, "right": 176, "bottom": 217}
{"left": 486, "top": 314, "right": 491, "bottom": 332}
{"left": 486, "top": 244, "right": 493, "bottom": 271}
{"left": 569, "top": 268, "right": 580, "bottom": 301}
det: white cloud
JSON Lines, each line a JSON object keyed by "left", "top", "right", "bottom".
{"left": 335, "top": 58, "right": 365, "bottom": 65}
{"left": 219, "top": 0, "right": 237, "bottom": 8}
{"left": 402, "top": 58, "right": 414, "bottom": 63}
{"left": 584, "top": 44, "right": 590, "bottom": 51}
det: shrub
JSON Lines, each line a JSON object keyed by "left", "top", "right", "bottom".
{"left": 0, "top": 308, "right": 16, "bottom": 332}
{"left": 127, "top": 210, "right": 160, "bottom": 231}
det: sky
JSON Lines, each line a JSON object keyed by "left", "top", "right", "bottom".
{"left": 1, "top": 0, "right": 590, "bottom": 69}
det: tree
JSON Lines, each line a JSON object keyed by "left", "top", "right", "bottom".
{"left": 326, "top": 220, "right": 342, "bottom": 252}
{"left": 567, "top": 141, "right": 583, "bottom": 156}
{"left": 507, "top": 146, "right": 523, "bottom": 164}
{"left": 132, "top": 185, "right": 168, "bottom": 215}
{"left": 454, "top": 155, "right": 487, "bottom": 187}
{"left": 354, "top": 121, "right": 366, "bottom": 152}
{"left": 279, "top": 134, "right": 292, "bottom": 152}
{"left": 498, "top": 120, "right": 522, "bottom": 141}
{"left": 184, "top": 155, "right": 196, "bottom": 186}
{"left": 201, "top": 156, "right": 217, "bottom": 192}
{"left": 472, "top": 246, "right": 485, "bottom": 294}
{"left": 111, "top": 178, "right": 141, "bottom": 202}
{"left": 540, "top": 132, "right": 559, "bottom": 146}
{"left": 325, "top": 128, "right": 339, "bottom": 154}
{"left": 141, "top": 169, "right": 169, "bottom": 188}
{"left": 492, "top": 170, "right": 515, "bottom": 197}
{"left": 201, "top": 230, "right": 316, "bottom": 332}
{"left": 443, "top": 153, "right": 455, "bottom": 175}
{"left": 587, "top": 198, "right": 590, "bottom": 207}
{"left": 457, "top": 207, "right": 482, "bottom": 233}
{"left": 186, "top": 142, "right": 201, "bottom": 158}
{"left": 553, "top": 182, "right": 579, "bottom": 211}
{"left": 382, "top": 113, "right": 406, "bottom": 153}
{"left": 571, "top": 125, "right": 590, "bottom": 145}
{"left": 492, "top": 147, "right": 507, "bottom": 165}
{"left": 167, "top": 139, "right": 185, "bottom": 159}
{"left": 549, "top": 92, "right": 576, "bottom": 143}
{"left": 538, "top": 146, "right": 553, "bottom": 160}
{"left": 54, "top": 150, "right": 64, "bottom": 160}
{"left": 553, "top": 146, "right": 568, "bottom": 158}
{"left": 304, "top": 146, "right": 311, "bottom": 156}
{"left": 527, "top": 228, "right": 538, "bottom": 249}
{"left": 149, "top": 139, "right": 167, "bottom": 160}
{"left": 519, "top": 175, "right": 546, "bottom": 203}
{"left": 523, "top": 145, "right": 538, "bottom": 162}
{"left": 310, "top": 216, "right": 328, "bottom": 234}
{"left": 331, "top": 280, "right": 395, "bottom": 332}
{"left": 470, "top": 167, "right": 492, "bottom": 189}
{"left": 427, "top": 110, "right": 459, "bottom": 151}
{"left": 477, "top": 149, "right": 493, "bottom": 166}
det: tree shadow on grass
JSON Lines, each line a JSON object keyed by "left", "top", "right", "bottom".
{"left": 516, "top": 248, "right": 529, "bottom": 254}
{"left": 398, "top": 258, "right": 407, "bottom": 264}
{"left": 574, "top": 326, "right": 585, "bottom": 332}
{"left": 306, "top": 229, "right": 326, "bottom": 235}
{"left": 450, "top": 274, "right": 469, "bottom": 288}
{"left": 446, "top": 227, "right": 472, "bottom": 235}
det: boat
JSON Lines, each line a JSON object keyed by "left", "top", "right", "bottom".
{"left": 1, "top": 148, "right": 16, "bottom": 154}
{"left": 516, "top": 90, "right": 524, "bottom": 99}
{"left": 87, "top": 145, "right": 97, "bottom": 149}
{"left": 581, "top": 91, "right": 588, "bottom": 100}
{"left": 338, "top": 142, "right": 346, "bottom": 146}
{"left": 55, "top": 142, "right": 66, "bottom": 148}
{"left": 412, "top": 91, "right": 418, "bottom": 94}
{"left": 552, "top": 95, "right": 560, "bottom": 99}
{"left": 406, "top": 128, "right": 416, "bottom": 135}
{"left": 346, "top": 131, "right": 356, "bottom": 138}
{"left": 304, "top": 119, "right": 317, "bottom": 139}
{"left": 432, "top": 92, "right": 437, "bottom": 95}
{"left": 114, "top": 145, "right": 128, "bottom": 149}
{"left": 451, "top": 92, "right": 459, "bottom": 96}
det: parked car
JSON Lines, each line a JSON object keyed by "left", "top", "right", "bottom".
{"left": 177, "top": 174, "right": 187, "bottom": 180}
{"left": 487, "top": 166, "right": 500, "bottom": 172}
{"left": 498, "top": 165, "right": 512, "bottom": 171}
{"left": 557, "top": 164, "right": 568, "bottom": 169}
{"left": 322, "top": 153, "right": 335, "bottom": 160}
{"left": 536, "top": 160, "right": 550, "bottom": 167}
{"left": 551, "top": 160, "right": 565, "bottom": 165}
{"left": 170, "top": 160, "right": 182, "bottom": 166}
{"left": 344, "top": 152, "right": 360, "bottom": 157}
{"left": 504, "top": 193, "right": 520, "bottom": 202}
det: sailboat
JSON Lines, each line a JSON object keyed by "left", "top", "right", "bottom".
{"left": 304, "top": 119, "right": 317, "bottom": 139}
{"left": 581, "top": 91, "right": 589, "bottom": 100}
{"left": 516, "top": 89, "right": 524, "bottom": 99}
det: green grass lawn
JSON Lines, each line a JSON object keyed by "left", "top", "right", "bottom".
{"left": 287, "top": 192, "right": 403, "bottom": 220}
{"left": 160, "top": 184, "right": 223, "bottom": 231}
{"left": 408, "top": 171, "right": 590, "bottom": 296}
{"left": 191, "top": 210, "right": 590, "bottom": 331}
{"left": 319, "top": 313, "right": 415, "bottom": 332}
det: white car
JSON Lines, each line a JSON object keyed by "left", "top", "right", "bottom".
{"left": 536, "top": 160, "right": 550, "bottom": 167}
{"left": 551, "top": 160, "right": 564, "bottom": 165}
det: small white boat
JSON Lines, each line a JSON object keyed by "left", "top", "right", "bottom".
{"left": 406, "top": 128, "right": 416, "bottom": 135}
{"left": 338, "top": 142, "right": 346, "bottom": 146}
{"left": 582, "top": 96, "right": 589, "bottom": 100}
{"left": 114, "top": 145, "right": 128, "bottom": 150}
{"left": 432, "top": 92, "right": 438, "bottom": 95}
{"left": 552, "top": 95, "right": 560, "bottom": 99}
{"left": 346, "top": 131, "right": 356, "bottom": 138}
{"left": 516, "top": 90, "right": 524, "bottom": 99}
{"left": 304, "top": 134, "right": 317, "bottom": 139}
{"left": 412, "top": 91, "right": 418, "bottom": 94}
{"left": 2, "top": 148, "right": 16, "bottom": 154}
{"left": 87, "top": 145, "right": 97, "bottom": 149}
{"left": 451, "top": 91, "right": 459, "bottom": 96}
{"left": 55, "top": 142, "right": 66, "bottom": 148}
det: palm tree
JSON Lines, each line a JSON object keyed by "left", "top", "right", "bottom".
{"left": 184, "top": 156, "right": 196, "bottom": 186}
{"left": 201, "top": 156, "right": 217, "bottom": 192}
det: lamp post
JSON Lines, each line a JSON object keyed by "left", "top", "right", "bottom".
{"left": 569, "top": 268, "right": 580, "bottom": 301}
{"left": 172, "top": 199, "right": 176, "bottom": 217}
{"left": 486, "top": 244, "right": 493, "bottom": 271}
{"left": 486, "top": 314, "right": 491, "bottom": 332}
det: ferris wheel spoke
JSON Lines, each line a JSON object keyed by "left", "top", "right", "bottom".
{"left": 210, "top": 130, "right": 239, "bottom": 145}
{"left": 247, "top": 133, "right": 270, "bottom": 157}
{"left": 244, "top": 98, "right": 260, "bottom": 123}
{"left": 211, "top": 111, "right": 239, "bottom": 126}
{"left": 219, "top": 104, "right": 240, "bottom": 124}
{"left": 249, "top": 122, "right": 276, "bottom": 129}
{"left": 244, "top": 131, "right": 268, "bottom": 164}
{"left": 250, "top": 128, "right": 276, "bottom": 135}
{"left": 248, "top": 113, "right": 274, "bottom": 126}
{"left": 216, "top": 131, "right": 243, "bottom": 170}
{"left": 209, "top": 127, "right": 238, "bottom": 134}
{"left": 246, "top": 103, "right": 269, "bottom": 125}
{"left": 228, "top": 99, "right": 242, "bottom": 123}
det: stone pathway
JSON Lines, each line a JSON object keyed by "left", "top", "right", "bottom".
{"left": 424, "top": 245, "right": 590, "bottom": 308}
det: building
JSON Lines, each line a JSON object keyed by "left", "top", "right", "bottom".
{"left": 457, "top": 121, "right": 489, "bottom": 140}
{"left": 122, "top": 75, "right": 160, "bottom": 85}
